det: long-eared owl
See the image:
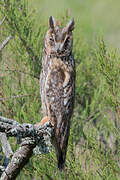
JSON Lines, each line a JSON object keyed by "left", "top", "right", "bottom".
{"left": 40, "top": 16, "right": 75, "bottom": 171}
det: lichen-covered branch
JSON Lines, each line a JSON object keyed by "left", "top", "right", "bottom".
{"left": 0, "top": 133, "right": 13, "bottom": 158}
{"left": 0, "top": 116, "right": 34, "bottom": 138}
{"left": 0, "top": 166, "right": 5, "bottom": 177}
{"left": 0, "top": 116, "right": 53, "bottom": 180}
{"left": 0, "top": 138, "right": 36, "bottom": 180}
{"left": 0, "top": 116, "right": 53, "bottom": 139}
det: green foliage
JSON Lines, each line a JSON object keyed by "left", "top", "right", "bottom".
{"left": 95, "top": 39, "right": 120, "bottom": 112}
{"left": 0, "top": 0, "right": 120, "bottom": 179}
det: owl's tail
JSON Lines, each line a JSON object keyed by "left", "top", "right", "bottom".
{"left": 54, "top": 127, "right": 69, "bottom": 173}
{"left": 57, "top": 150, "right": 65, "bottom": 172}
{"left": 52, "top": 136, "right": 67, "bottom": 173}
{"left": 52, "top": 115, "right": 71, "bottom": 173}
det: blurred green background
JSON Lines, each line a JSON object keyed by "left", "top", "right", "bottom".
{"left": 29, "top": 0, "right": 120, "bottom": 48}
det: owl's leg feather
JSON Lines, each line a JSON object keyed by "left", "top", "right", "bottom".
{"left": 35, "top": 116, "right": 49, "bottom": 126}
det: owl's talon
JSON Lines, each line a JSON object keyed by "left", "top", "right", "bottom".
{"left": 35, "top": 116, "right": 49, "bottom": 126}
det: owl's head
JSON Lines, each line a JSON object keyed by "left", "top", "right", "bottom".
{"left": 44, "top": 16, "right": 75, "bottom": 57}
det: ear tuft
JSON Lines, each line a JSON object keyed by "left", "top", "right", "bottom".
{"left": 66, "top": 19, "right": 75, "bottom": 32}
{"left": 49, "top": 16, "right": 56, "bottom": 29}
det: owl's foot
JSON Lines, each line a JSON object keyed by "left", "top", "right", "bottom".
{"left": 35, "top": 116, "right": 49, "bottom": 126}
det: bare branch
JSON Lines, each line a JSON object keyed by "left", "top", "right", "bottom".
{"left": 0, "top": 17, "right": 6, "bottom": 27}
{"left": 0, "top": 36, "right": 13, "bottom": 52}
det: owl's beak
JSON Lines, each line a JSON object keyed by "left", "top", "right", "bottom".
{"left": 55, "top": 42, "right": 64, "bottom": 54}
{"left": 54, "top": 43, "right": 61, "bottom": 53}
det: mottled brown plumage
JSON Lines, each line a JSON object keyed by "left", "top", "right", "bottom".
{"left": 40, "top": 16, "right": 75, "bottom": 171}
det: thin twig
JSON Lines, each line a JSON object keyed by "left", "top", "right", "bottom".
{"left": 0, "top": 68, "right": 40, "bottom": 80}
{"left": 0, "top": 94, "right": 36, "bottom": 101}
{"left": 0, "top": 17, "right": 6, "bottom": 27}
{"left": 86, "top": 110, "right": 99, "bottom": 122}
{"left": 0, "top": 35, "right": 13, "bottom": 52}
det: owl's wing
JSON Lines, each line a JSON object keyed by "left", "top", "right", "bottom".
{"left": 40, "top": 69, "right": 47, "bottom": 116}
{"left": 46, "top": 65, "right": 75, "bottom": 170}
{"left": 46, "top": 66, "right": 74, "bottom": 126}
{"left": 40, "top": 55, "right": 50, "bottom": 116}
